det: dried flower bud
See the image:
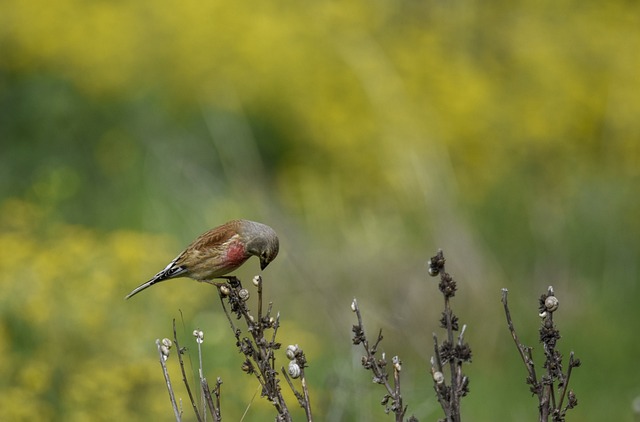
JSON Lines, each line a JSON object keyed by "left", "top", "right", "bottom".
{"left": 193, "top": 330, "right": 204, "bottom": 344}
{"left": 219, "top": 285, "right": 230, "bottom": 296}
{"left": 545, "top": 296, "right": 559, "bottom": 312}
{"left": 252, "top": 275, "right": 262, "bottom": 287}
{"left": 241, "top": 360, "right": 253, "bottom": 374}
{"left": 288, "top": 361, "right": 301, "bottom": 378}
{"left": 567, "top": 390, "right": 578, "bottom": 408}
{"left": 351, "top": 299, "right": 357, "bottom": 312}
{"left": 427, "top": 259, "right": 440, "bottom": 277}
{"left": 238, "top": 288, "right": 250, "bottom": 301}
{"left": 161, "top": 338, "right": 172, "bottom": 348}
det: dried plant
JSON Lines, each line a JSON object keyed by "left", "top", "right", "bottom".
{"left": 427, "top": 250, "right": 471, "bottom": 422}
{"left": 350, "top": 298, "right": 415, "bottom": 422}
{"left": 156, "top": 275, "right": 312, "bottom": 421}
{"left": 502, "top": 286, "right": 581, "bottom": 422}
{"left": 151, "top": 251, "right": 584, "bottom": 422}
{"left": 350, "top": 249, "right": 471, "bottom": 421}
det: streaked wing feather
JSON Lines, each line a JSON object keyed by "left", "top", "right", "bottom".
{"left": 187, "top": 220, "right": 240, "bottom": 252}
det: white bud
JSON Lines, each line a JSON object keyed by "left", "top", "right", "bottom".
{"left": 351, "top": 299, "right": 357, "bottom": 312}
{"left": 252, "top": 275, "right": 261, "bottom": 286}
{"left": 161, "top": 338, "right": 172, "bottom": 348}
{"left": 219, "top": 285, "right": 230, "bottom": 296}
{"left": 193, "top": 330, "right": 204, "bottom": 344}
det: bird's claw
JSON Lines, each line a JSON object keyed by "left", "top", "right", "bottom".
{"left": 207, "top": 276, "right": 242, "bottom": 289}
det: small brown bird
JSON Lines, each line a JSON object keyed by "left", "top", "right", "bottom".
{"left": 125, "top": 219, "right": 279, "bottom": 299}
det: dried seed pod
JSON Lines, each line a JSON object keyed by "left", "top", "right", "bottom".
{"left": 252, "top": 275, "right": 262, "bottom": 286}
{"left": 219, "top": 285, "right": 230, "bottom": 296}
{"left": 161, "top": 338, "right": 172, "bottom": 348}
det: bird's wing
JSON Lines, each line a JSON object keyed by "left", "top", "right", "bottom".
{"left": 187, "top": 220, "right": 241, "bottom": 252}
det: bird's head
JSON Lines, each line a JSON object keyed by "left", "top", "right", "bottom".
{"left": 244, "top": 221, "right": 280, "bottom": 270}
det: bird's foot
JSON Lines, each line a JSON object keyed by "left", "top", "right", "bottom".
{"left": 208, "top": 276, "right": 241, "bottom": 288}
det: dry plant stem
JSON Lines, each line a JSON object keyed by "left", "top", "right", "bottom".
{"left": 281, "top": 365, "right": 313, "bottom": 421}
{"left": 196, "top": 336, "right": 207, "bottom": 422}
{"left": 300, "top": 370, "right": 312, "bottom": 421}
{"left": 351, "top": 298, "right": 407, "bottom": 422}
{"left": 195, "top": 335, "right": 221, "bottom": 422}
{"left": 443, "top": 296, "right": 459, "bottom": 420}
{"left": 501, "top": 287, "right": 580, "bottom": 422}
{"left": 428, "top": 250, "right": 470, "bottom": 422}
{"left": 431, "top": 335, "right": 449, "bottom": 413}
{"left": 392, "top": 361, "right": 403, "bottom": 420}
{"left": 557, "top": 352, "right": 575, "bottom": 411}
{"left": 157, "top": 339, "right": 182, "bottom": 422}
{"left": 216, "top": 277, "right": 292, "bottom": 421}
{"left": 172, "top": 320, "right": 203, "bottom": 422}
{"left": 200, "top": 378, "right": 221, "bottom": 421}
{"left": 213, "top": 378, "right": 222, "bottom": 418}
{"left": 501, "top": 289, "right": 539, "bottom": 392}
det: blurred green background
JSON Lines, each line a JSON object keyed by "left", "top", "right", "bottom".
{"left": 1, "top": 0, "right": 639, "bottom": 420}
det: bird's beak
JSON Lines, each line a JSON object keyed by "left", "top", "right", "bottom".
{"left": 260, "top": 260, "right": 269, "bottom": 271}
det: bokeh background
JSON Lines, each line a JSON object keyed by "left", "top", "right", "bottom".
{"left": 1, "top": 0, "right": 639, "bottom": 420}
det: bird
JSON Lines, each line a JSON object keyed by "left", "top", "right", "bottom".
{"left": 125, "top": 219, "right": 279, "bottom": 299}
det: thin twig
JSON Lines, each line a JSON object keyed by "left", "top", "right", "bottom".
{"left": 351, "top": 298, "right": 407, "bottom": 421}
{"left": 201, "top": 378, "right": 219, "bottom": 421}
{"left": 157, "top": 339, "right": 182, "bottom": 422}
{"left": 501, "top": 288, "right": 539, "bottom": 392}
{"left": 172, "top": 320, "right": 203, "bottom": 422}
{"left": 300, "top": 367, "right": 313, "bottom": 422}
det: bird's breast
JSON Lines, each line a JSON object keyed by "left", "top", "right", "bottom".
{"left": 225, "top": 240, "right": 248, "bottom": 266}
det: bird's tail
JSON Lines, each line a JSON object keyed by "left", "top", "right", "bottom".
{"left": 125, "top": 258, "right": 187, "bottom": 299}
